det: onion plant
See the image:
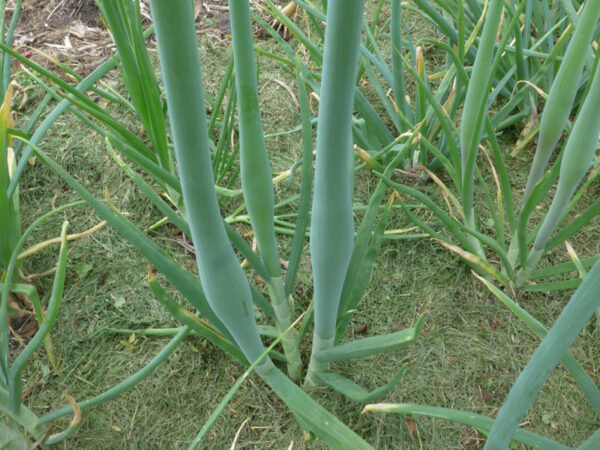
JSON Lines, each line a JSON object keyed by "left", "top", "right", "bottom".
{"left": 229, "top": 2, "right": 301, "bottom": 378}
{"left": 354, "top": 1, "right": 600, "bottom": 447}
{"left": 304, "top": 0, "right": 365, "bottom": 386}
{"left": 3, "top": 0, "right": 425, "bottom": 446}
{"left": 363, "top": 0, "right": 600, "bottom": 292}
{"left": 257, "top": 0, "right": 600, "bottom": 445}
{"left": 6, "top": 0, "right": 599, "bottom": 446}
{"left": 263, "top": 0, "right": 600, "bottom": 291}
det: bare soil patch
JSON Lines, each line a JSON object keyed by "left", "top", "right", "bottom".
{"left": 8, "top": 0, "right": 286, "bottom": 76}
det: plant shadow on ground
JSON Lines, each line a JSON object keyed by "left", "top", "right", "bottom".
{"left": 10, "top": 4, "right": 600, "bottom": 450}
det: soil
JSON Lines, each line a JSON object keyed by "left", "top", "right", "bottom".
{"left": 9, "top": 0, "right": 113, "bottom": 75}
{"left": 7, "top": 0, "right": 288, "bottom": 76}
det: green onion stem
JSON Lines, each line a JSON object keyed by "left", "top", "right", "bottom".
{"left": 306, "top": 0, "right": 366, "bottom": 387}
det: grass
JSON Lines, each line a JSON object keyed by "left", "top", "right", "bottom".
{"left": 8, "top": 10, "right": 600, "bottom": 450}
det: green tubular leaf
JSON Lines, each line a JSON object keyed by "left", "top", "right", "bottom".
{"left": 391, "top": 0, "right": 409, "bottom": 127}
{"left": 149, "top": 0, "right": 268, "bottom": 368}
{"left": 0, "top": 420, "right": 30, "bottom": 449}
{"left": 230, "top": 1, "right": 281, "bottom": 279}
{"left": 316, "top": 365, "right": 406, "bottom": 403}
{"left": 530, "top": 256, "right": 600, "bottom": 280}
{"left": 284, "top": 63, "right": 314, "bottom": 298}
{"left": 265, "top": 369, "right": 374, "bottom": 449}
{"left": 310, "top": 2, "right": 363, "bottom": 325}
{"left": 7, "top": 127, "right": 30, "bottom": 143}
{"left": 364, "top": 403, "right": 569, "bottom": 449}
{"left": 485, "top": 259, "right": 600, "bottom": 448}
{"left": 476, "top": 274, "right": 600, "bottom": 418}
{"left": 522, "top": 0, "right": 600, "bottom": 203}
{"left": 0, "top": 386, "right": 45, "bottom": 439}
{"left": 578, "top": 428, "right": 600, "bottom": 450}
{"left": 147, "top": 271, "right": 247, "bottom": 366}
{"left": 336, "top": 187, "right": 396, "bottom": 340}
{"left": 529, "top": 50, "right": 600, "bottom": 261}
{"left": 484, "top": 118, "right": 515, "bottom": 235}
{"left": 306, "top": 0, "right": 366, "bottom": 386}
{"left": 0, "top": 188, "right": 19, "bottom": 270}
{"left": 1, "top": 200, "right": 86, "bottom": 383}
{"left": 8, "top": 222, "right": 68, "bottom": 412}
{"left": 230, "top": 1, "right": 301, "bottom": 379}
{"left": 318, "top": 317, "right": 424, "bottom": 363}
{"left": 460, "top": 0, "right": 509, "bottom": 258}
{"left": 523, "top": 278, "right": 582, "bottom": 293}
{"left": 546, "top": 198, "right": 600, "bottom": 252}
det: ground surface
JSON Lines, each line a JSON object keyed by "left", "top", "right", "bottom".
{"left": 8, "top": 0, "right": 245, "bottom": 74}
{"left": 5, "top": 1, "right": 600, "bottom": 449}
